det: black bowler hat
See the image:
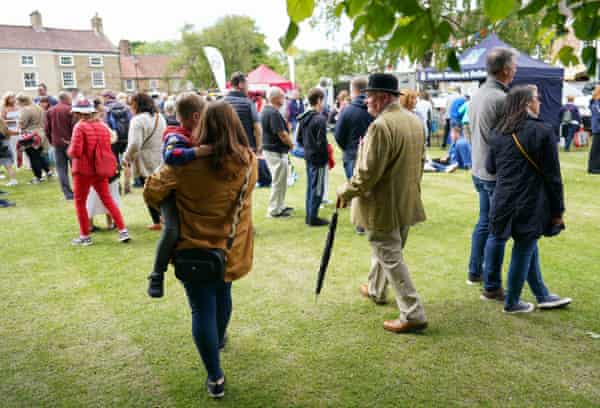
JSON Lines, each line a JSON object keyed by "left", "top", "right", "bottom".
{"left": 365, "top": 73, "right": 402, "bottom": 96}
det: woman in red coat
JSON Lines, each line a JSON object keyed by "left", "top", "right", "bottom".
{"left": 68, "top": 98, "right": 130, "bottom": 246}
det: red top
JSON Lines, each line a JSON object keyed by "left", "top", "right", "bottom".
{"left": 68, "top": 119, "right": 112, "bottom": 176}
{"left": 45, "top": 102, "right": 74, "bottom": 149}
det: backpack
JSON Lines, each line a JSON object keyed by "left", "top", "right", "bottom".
{"left": 108, "top": 103, "right": 130, "bottom": 143}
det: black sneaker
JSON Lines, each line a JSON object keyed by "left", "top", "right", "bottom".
{"left": 0, "top": 200, "right": 16, "bottom": 208}
{"left": 538, "top": 294, "right": 572, "bottom": 310}
{"left": 503, "top": 301, "right": 535, "bottom": 314}
{"left": 71, "top": 236, "right": 93, "bottom": 246}
{"left": 90, "top": 225, "right": 101, "bottom": 233}
{"left": 308, "top": 217, "right": 329, "bottom": 227}
{"left": 281, "top": 207, "right": 294, "bottom": 215}
{"left": 206, "top": 377, "right": 225, "bottom": 399}
{"left": 480, "top": 288, "right": 505, "bottom": 302}
{"left": 355, "top": 226, "right": 366, "bottom": 235}
{"left": 147, "top": 272, "right": 164, "bottom": 298}
{"left": 467, "top": 274, "right": 483, "bottom": 286}
{"left": 269, "top": 211, "right": 292, "bottom": 218}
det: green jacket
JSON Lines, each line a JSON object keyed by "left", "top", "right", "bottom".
{"left": 338, "top": 103, "right": 426, "bottom": 232}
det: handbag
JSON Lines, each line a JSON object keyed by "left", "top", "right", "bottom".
{"left": 173, "top": 164, "right": 253, "bottom": 284}
{"left": 511, "top": 133, "right": 565, "bottom": 237}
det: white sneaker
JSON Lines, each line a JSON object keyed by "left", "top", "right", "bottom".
{"left": 445, "top": 163, "right": 459, "bottom": 173}
{"left": 0, "top": 174, "right": 5, "bottom": 179}
{"left": 538, "top": 294, "right": 572, "bottom": 310}
{"left": 5, "top": 179, "right": 18, "bottom": 187}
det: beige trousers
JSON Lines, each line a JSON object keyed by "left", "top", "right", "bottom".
{"left": 367, "top": 227, "right": 426, "bottom": 323}
{"left": 264, "top": 150, "right": 289, "bottom": 216}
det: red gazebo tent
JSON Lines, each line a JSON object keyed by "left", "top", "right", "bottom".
{"left": 245, "top": 64, "right": 294, "bottom": 92}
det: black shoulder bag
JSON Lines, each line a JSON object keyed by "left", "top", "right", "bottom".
{"left": 173, "top": 165, "right": 252, "bottom": 284}
{"left": 511, "top": 132, "right": 565, "bottom": 237}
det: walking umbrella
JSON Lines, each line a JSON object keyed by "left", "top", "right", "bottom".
{"left": 315, "top": 198, "right": 341, "bottom": 297}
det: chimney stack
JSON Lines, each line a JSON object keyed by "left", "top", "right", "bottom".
{"left": 119, "top": 40, "right": 131, "bottom": 56}
{"left": 91, "top": 13, "right": 103, "bottom": 35}
{"left": 30, "top": 10, "right": 43, "bottom": 32}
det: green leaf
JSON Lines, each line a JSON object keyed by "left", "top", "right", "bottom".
{"left": 582, "top": 46, "right": 597, "bottom": 76}
{"left": 287, "top": 0, "right": 315, "bottom": 23}
{"left": 483, "top": 0, "right": 517, "bottom": 23}
{"left": 436, "top": 21, "right": 453, "bottom": 44}
{"left": 541, "top": 6, "right": 561, "bottom": 28}
{"left": 391, "top": 0, "right": 422, "bottom": 15}
{"left": 279, "top": 21, "right": 299, "bottom": 51}
{"left": 351, "top": 15, "right": 367, "bottom": 39}
{"left": 556, "top": 46, "right": 579, "bottom": 67}
{"left": 573, "top": 14, "right": 600, "bottom": 41}
{"left": 364, "top": 4, "right": 396, "bottom": 38}
{"left": 518, "top": 0, "right": 545, "bottom": 17}
{"left": 334, "top": 2, "right": 346, "bottom": 18}
{"left": 348, "top": 0, "right": 369, "bottom": 18}
{"left": 447, "top": 49, "right": 460, "bottom": 72}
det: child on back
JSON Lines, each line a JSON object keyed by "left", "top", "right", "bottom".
{"left": 147, "top": 93, "right": 211, "bottom": 297}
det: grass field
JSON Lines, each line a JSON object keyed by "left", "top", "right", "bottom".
{"left": 1, "top": 145, "right": 599, "bottom": 407}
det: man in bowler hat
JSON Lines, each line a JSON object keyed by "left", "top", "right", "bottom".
{"left": 337, "top": 73, "right": 428, "bottom": 333}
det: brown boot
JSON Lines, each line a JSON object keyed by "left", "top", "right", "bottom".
{"left": 359, "top": 284, "right": 387, "bottom": 305}
{"left": 383, "top": 319, "right": 428, "bottom": 333}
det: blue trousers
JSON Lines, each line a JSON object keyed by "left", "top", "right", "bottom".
{"left": 183, "top": 280, "right": 232, "bottom": 381}
{"left": 489, "top": 236, "right": 550, "bottom": 307}
{"left": 305, "top": 164, "right": 326, "bottom": 223}
{"left": 469, "top": 176, "right": 505, "bottom": 290}
{"left": 343, "top": 159, "right": 355, "bottom": 180}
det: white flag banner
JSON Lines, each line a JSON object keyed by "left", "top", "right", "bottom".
{"left": 203, "top": 46, "right": 226, "bottom": 92}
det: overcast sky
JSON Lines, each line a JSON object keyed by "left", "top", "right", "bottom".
{"left": 2, "top": 0, "right": 351, "bottom": 52}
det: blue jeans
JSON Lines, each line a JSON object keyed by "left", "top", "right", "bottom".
{"left": 500, "top": 237, "right": 549, "bottom": 307}
{"left": 563, "top": 124, "right": 578, "bottom": 151}
{"left": 183, "top": 280, "right": 232, "bottom": 381}
{"left": 469, "top": 176, "right": 505, "bottom": 289}
{"left": 343, "top": 159, "right": 355, "bottom": 180}
{"left": 305, "top": 164, "right": 326, "bottom": 222}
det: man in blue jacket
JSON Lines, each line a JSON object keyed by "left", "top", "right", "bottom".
{"left": 334, "top": 77, "right": 373, "bottom": 180}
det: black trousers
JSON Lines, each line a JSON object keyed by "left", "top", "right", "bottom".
{"left": 442, "top": 118, "right": 451, "bottom": 148}
{"left": 589, "top": 133, "right": 600, "bottom": 174}
{"left": 139, "top": 176, "right": 161, "bottom": 224}
{"left": 25, "top": 147, "right": 50, "bottom": 179}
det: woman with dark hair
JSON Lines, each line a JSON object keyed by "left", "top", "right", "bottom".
{"left": 144, "top": 101, "right": 257, "bottom": 399}
{"left": 485, "top": 85, "right": 571, "bottom": 313}
{"left": 123, "top": 92, "right": 166, "bottom": 229}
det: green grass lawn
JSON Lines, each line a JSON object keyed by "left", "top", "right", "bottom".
{"left": 1, "top": 145, "right": 599, "bottom": 407}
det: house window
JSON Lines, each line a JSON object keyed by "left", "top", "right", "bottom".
{"left": 59, "top": 55, "right": 74, "bottom": 66}
{"left": 91, "top": 71, "right": 105, "bottom": 88}
{"left": 21, "top": 55, "right": 35, "bottom": 66}
{"left": 149, "top": 79, "right": 159, "bottom": 90}
{"left": 171, "top": 79, "right": 181, "bottom": 91}
{"left": 61, "top": 71, "right": 77, "bottom": 88}
{"left": 23, "top": 72, "right": 38, "bottom": 90}
{"left": 89, "top": 56, "right": 104, "bottom": 67}
{"left": 124, "top": 79, "right": 135, "bottom": 92}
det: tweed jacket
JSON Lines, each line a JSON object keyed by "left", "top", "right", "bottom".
{"left": 338, "top": 102, "right": 426, "bottom": 232}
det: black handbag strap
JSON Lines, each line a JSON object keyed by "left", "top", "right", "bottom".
{"left": 226, "top": 164, "right": 253, "bottom": 250}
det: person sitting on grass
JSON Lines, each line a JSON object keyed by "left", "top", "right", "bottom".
{"left": 296, "top": 87, "right": 330, "bottom": 227}
{"left": 427, "top": 128, "right": 472, "bottom": 172}
{"left": 146, "top": 93, "right": 213, "bottom": 298}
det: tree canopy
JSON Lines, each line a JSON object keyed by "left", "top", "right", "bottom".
{"left": 282, "top": 0, "right": 600, "bottom": 74}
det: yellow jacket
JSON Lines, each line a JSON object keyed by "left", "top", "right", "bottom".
{"left": 144, "top": 152, "right": 258, "bottom": 282}
{"left": 338, "top": 103, "right": 426, "bottom": 232}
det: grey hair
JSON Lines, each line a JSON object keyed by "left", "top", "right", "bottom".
{"left": 164, "top": 99, "right": 176, "bottom": 114}
{"left": 268, "top": 86, "right": 283, "bottom": 102}
{"left": 58, "top": 91, "right": 70, "bottom": 102}
{"left": 486, "top": 47, "right": 517, "bottom": 77}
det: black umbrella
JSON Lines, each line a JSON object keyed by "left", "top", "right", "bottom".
{"left": 315, "top": 198, "right": 341, "bottom": 297}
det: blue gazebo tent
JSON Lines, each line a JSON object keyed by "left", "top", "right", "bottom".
{"left": 419, "top": 33, "right": 564, "bottom": 128}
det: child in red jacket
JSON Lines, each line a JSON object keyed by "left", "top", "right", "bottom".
{"left": 68, "top": 98, "right": 130, "bottom": 246}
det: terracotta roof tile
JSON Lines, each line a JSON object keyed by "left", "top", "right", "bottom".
{"left": 0, "top": 24, "right": 118, "bottom": 53}
{"left": 120, "top": 55, "right": 184, "bottom": 79}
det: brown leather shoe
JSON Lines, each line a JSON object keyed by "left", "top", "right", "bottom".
{"left": 147, "top": 223, "right": 162, "bottom": 231}
{"left": 383, "top": 318, "right": 428, "bottom": 333}
{"left": 359, "top": 284, "right": 387, "bottom": 305}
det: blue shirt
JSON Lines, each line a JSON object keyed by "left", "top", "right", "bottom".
{"left": 448, "top": 137, "right": 472, "bottom": 169}
{"left": 449, "top": 96, "right": 466, "bottom": 122}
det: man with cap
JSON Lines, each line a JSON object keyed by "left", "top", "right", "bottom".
{"left": 337, "top": 73, "right": 428, "bottom": 333}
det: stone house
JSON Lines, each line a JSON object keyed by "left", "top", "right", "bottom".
{"left": 119, "top": 40, "right": 188, "bottom": 95}
{"left": 0, "top": 11, "right": 120, "bottom": 98}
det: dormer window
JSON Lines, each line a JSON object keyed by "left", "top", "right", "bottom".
{"left": 59, "top": 55, "right": 74, "bottom": 66}
{"left": 21, "top": 55, "right": 35, "bottom": 66}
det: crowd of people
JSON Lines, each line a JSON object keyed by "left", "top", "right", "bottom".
{"left": 2, "top": 45, "right": 599, "bottom": 399}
